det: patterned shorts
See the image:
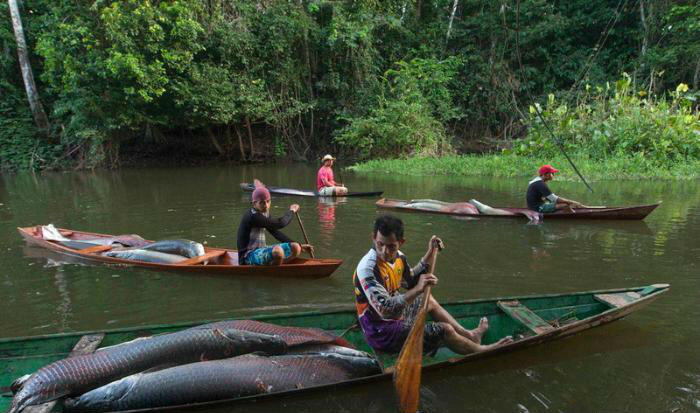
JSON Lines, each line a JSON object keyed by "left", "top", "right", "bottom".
{"left": 538, "top": 202, "right": 557, "bottom": 213}
{"left": 397, "top": 294, "right": 445, "bottom": 354}
{"left": 246, "top": 243, "right": 293, "bottom": 266}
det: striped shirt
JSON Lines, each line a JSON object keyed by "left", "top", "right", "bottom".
{"left": 353, "top": 248, "right": 427, "bottom": 349}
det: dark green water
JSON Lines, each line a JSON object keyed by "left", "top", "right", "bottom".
{"left": 1, "top": 165, "right": 698, "bottom": 413}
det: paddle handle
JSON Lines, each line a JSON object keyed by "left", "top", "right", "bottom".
{"left": 421, "top": 242, "right": 440, "bottom": 310}
{"left": 295, "top": 211, "right": 315, "bottom": 258}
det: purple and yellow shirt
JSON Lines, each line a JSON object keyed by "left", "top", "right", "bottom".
{"left": 353, "top": 248, "right": 427, "bottom": 351}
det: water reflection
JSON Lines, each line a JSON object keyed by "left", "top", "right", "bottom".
{"left": 54, "top": 270, "right": 72, "bottom": 331}
{"left": 317, "top": 197, "right": 348, "bottom": 235}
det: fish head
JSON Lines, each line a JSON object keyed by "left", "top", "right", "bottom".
{"left": 10, "top": 374, "right": 31, "bottom": 394}
{"left": 194, "top": 242, "right": 205, "bottom": 257}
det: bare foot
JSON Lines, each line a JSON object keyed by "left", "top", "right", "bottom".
{"left": 478, "top": 336, "right": 514, "bottom": 351}
{"left": 468, "top": 317, "right": 489, "bottom": 344}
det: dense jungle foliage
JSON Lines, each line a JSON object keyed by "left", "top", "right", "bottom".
{"left": 1, "top": 0, "right": 699, "bottom": 169}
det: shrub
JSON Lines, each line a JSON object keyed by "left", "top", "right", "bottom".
{"left": 334, "top": 57, "right": 456, "bottom": 159}
{"left": 513, "top": 74, "right": 700, "bottom": 167}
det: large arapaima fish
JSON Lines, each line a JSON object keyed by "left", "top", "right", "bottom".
{"left": 102, "top": 249, "right": 187, "bottom": 264}
{"left": 190, "top": 319, "right": 353, "bottom": 348}
{"left": 65, "top": 353, "right": 382, "bottom": 412}
{"left": 9, "top": 329, "right": 286, "bottom": 413}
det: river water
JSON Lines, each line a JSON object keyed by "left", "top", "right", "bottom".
{"left": 1, "top": 164, "right": 698, "bottom": 412}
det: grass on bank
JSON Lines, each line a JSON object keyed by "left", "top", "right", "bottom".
{"left": 349, "top": 154, "right": 700, "bottom": 181}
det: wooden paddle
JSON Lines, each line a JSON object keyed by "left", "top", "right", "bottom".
{"left": 295, "top": 211, "right": 315, "bottom": 258}
{"left": 393, "top": 239, "right": 441, "bottom": 413}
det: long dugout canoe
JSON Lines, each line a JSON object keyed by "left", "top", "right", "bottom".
{"left": 376, "top": 198, "right": 661, "bottom": 220}
{"left": 240, "top": 182, "right": 383, "bottom": 198}
{"left": 0, "top": 283, "right": 669, "bottom": 412}
{"left": 17, "top": 226, "right": 342, "bottom": 278}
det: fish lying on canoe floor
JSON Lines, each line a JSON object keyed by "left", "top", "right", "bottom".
{"left": 102, "top": 240, "right": 207, "bottom": 264}
{"left": 287, "top": 344, "right": 373, "bottom": 357}
{"left": 8, "top": 329, "right": 287, "bottom": 413}
{"left": 64, "top": 353, "right": 382, "bottom": 413}
{"left": 141, "top": 239, "right": 205, "bottom": 258}
{"left": 191, "top": 319, "right": 353, "bottom": 348}
{"left": 102, "top": 249, "right": 188, "bottom": 264}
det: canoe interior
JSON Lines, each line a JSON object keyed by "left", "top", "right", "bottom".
{"left": 239, "top": 183, "right": 383, "bottom": 198}
{"left": 17, "top": 226, "right": 342, "bottom": 278}
{"left": 0, "top": 284, "right": 668, "bottom": 412}
{"left": 376, "top": 198, "right": 661, "bottom": 220}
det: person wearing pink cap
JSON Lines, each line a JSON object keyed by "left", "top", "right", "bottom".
{"left": 526, "top": 165, "right": 584, "bottom": 213}
{"left": 317, "top": 155, "right": 348, "bottom": 196}
{"left": 236, "top": 183, "right": 314, "bottom": 265}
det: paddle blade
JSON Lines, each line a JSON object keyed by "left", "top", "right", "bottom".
{"left": 393, "top": 296, "right": 428, "bottom": 413}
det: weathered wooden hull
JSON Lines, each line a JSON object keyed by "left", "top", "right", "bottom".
{"left": 0, "top": 284, "right": 668, "bottom": 413}
{"left": 376, "top": 198, "right": 661, "bottom": 220}
{"left": 240, "top": 183, "right": 383, "bottom": 198}
{"left": 17, "top": 226, "right": 342, "bottom": 278}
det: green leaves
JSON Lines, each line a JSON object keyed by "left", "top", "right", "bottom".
{"left": 515, "top": 75, "right": 700, "bottom": 168}
{"left": 1, "top": 0, "right": 699, "bottom": 169}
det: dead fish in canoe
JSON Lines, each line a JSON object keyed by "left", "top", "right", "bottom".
{"left": 101, "top": 249, "right": 187, "bottom": 264}
{"left": 100, "top": 240, "right": 206, "bottom": 263}
{"left": 190, "top": 319, "right": 353, "bottom": 348}
{"left": 287, "top": 343, "right": 373, "bottom": 357}
{"left": 65, "top": 353, "right": 381, "bottom": 412}
{"left": 9, "top": 329, "right": 286, "bottom": 413}
{"left": 140, "top": 239, "right": 205, "bottom": 258}
{"left": 405, "top": 199, "right": 479, "bottom": 214}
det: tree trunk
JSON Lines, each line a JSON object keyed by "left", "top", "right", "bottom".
{"left": 234, "top": 124, "right": 246, "bottom": 161}
{"left": 694, "top": 56, "right": 700, "bottom": 90}
{"left": 7, "top": 0, "right": 50, "bottom": 134}
{"left": 639, "top": 0, "right": 648, "bottom": 58}
{"left": 245, "top": 117, "right": 254, "bottom": 158}
{"left": 446, "top": 0, "right": 459, "bottom": 43}
{"left": 207, "top": 127, "right": 225, "bottom": 157}
{"left": 302, "top": 29, "right": 315, "bottom": 143}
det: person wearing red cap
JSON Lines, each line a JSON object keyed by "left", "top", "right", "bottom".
{"left": 317, "top": 154, "right": 348, "bottom": 196}
{"left": 526, "top": 165, "right": 584, "bottom": 213}
{"left": 237, "top": 182, "right": 314, "bottom": 265}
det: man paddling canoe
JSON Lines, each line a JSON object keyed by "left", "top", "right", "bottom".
{"left": 317, "top": 154, "right": 348, "bottom": 196}
{"left": 237, "top": 183, "right": 314, "bottom": 265}
{"left": 353, "top": 215, "right": 512, "bottom": 354}
{"left": 527, "top": 165, "right": 585, "bottom": 213}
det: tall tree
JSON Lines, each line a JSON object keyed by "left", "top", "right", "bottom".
{"left": 6, "top": 0, "right": 49, "bottom": 133}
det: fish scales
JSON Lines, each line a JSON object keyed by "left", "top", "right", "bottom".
{"left": 66, "top": 353, "right": 381, "bottom": 412}
{"left": 9, "top": 329, "right": 286, "bottom": 413}
{"left": 192, "top": 320, "right": 353, "bottom": 348}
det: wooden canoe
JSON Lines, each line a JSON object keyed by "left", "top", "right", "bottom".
{"left": 0, "top": 284, "right": 668, "bottom": 412}
{"left": 240, "top": 182, "right": 383, "bottom": 198}
{"left": 17, "top": 226, "right": 342, "bottom": 278}
{"left": 376, "top": 198, "right": 661, "bottom": 220}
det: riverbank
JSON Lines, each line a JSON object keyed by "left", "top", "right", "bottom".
{"left": 349, "top": 154, "right": 700, "bottom": 180}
